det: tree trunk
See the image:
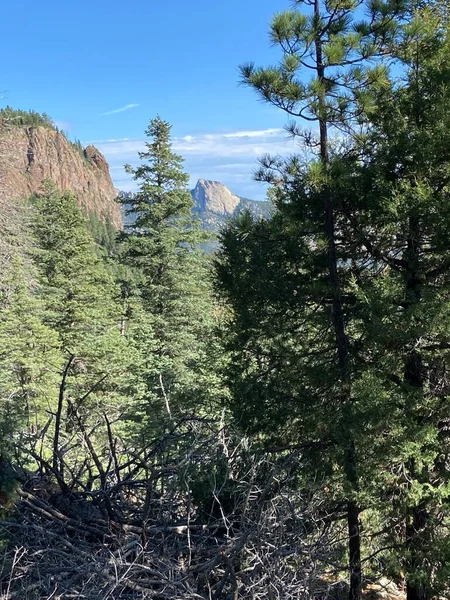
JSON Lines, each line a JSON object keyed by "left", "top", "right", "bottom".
{"left": 313, "top": 0, "right": 362, "bottom": 596}
{"left": 348, "top": 499, "right": 362, "bottom": 600}
{"left": 404, "top": 217, "right": 428, "bottom": 600}
{"left": 406, "top": 503, "right": 428, "bottom": 600}
{"left": 407, "top": 585, "right": 427, "bottom": 600}
{"left": 53, "top": 354, "right": 74, "bottom": 476}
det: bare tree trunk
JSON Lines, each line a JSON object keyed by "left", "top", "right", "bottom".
{"left": 406, "top": 502, "right": 428, "bottom": 600}
{"left": 348, "top": 499, "right": 362, "bottom": 600}
{"left": 52, "top": 354, "right": 74, "bottom": 476}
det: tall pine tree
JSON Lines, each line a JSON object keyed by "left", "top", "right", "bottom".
{"left": 31, "top": 183, "right": 133, "bottom": 478}
{"left": 218, "top": 1, "right": 427, "bottom": 598}
{"left": 331, "top": 10, "right": 450, "bottom": 597}
{"left": 119, "top": 117, "right": 223, "bottom": 432}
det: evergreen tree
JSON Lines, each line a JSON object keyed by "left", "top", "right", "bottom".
{"left": 32, "top": 183, "right": 118, "bottom": 350}
{"left": 331, "top": 11, "right": 450, "bottom": 597}
{"left": 217, "top": 2, "right": 450, "bottom": 597}
{"left": 31, "top": 183, "right": 133, "bottom": 476}
{"left": 218, "top": 1, "right": 426, "bottom": 598}
{"left": 119, "top": 117, "right": 223, "bottom": 431}
{"left": 0, "top": 259, "right": 60, "bottom": 456}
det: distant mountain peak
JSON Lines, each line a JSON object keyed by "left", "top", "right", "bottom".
{"left": 192, "top": 179, "right": 240, "bottom": 216}
{"left": 121, "top": 179, "right": 271, "bottom": 239}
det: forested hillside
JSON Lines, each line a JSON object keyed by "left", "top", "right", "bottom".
{"left": 1, "top": 2, "right": 450, "bottom": 600}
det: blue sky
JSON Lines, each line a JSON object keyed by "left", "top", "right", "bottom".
{"left": 1, "top": 0, "right": 301, "bottom": 199}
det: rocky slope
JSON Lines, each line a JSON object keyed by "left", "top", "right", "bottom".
{"left": 0, "top": 125, "right": 122, "bottom": 228}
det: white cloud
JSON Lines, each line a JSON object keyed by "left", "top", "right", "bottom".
{"left": 100, "top": 103, "right": 140, "bottom": 116}
{"left": 223, "top": 128, "right": 283, "bottom": 139}
{"left": 92, "top": 127, "right": 299, "bottom": 199}
{"left": 171, "top": 128, "right": 295, "bottom": 158}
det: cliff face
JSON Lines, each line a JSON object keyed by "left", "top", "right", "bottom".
{"left": 189, "top": 180, "right": 272, "bottom": 251}
{"left": 0, "top": 126, "right": 122, "bottom": 228}
{"left": 192, "top": 179, "right": 241, "bottom": 216}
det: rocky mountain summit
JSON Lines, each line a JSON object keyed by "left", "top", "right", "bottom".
{"left": 0, "top": 113, "right": 122, "bottom": 228}
{"left": 121, "top": 180, "right": 271, "bottom": 234}
{"left": 192, "top": 179, "right": 241, "bottom": 216}
{"left": 191, "top": 179, "right": 271, "bottom": 231}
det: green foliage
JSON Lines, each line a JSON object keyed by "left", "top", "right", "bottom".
{"left": 0, "top": 197, "right": 32, "bottom": 297}
{"left": 218, "top": 1, "right": 450, "bottom": 597}
{"left": 332, "top": 13, "right": 450, "bottom": 592}
{"left": 240, "top": 0, "right": 409, "bottom": 136}
{"left": 0, "top": 259, "right": 61, "bottom": 455}
{"left": 31, "top": 183, "right": 118, "bottom": 350}
{"left": 121, "top": 116, "right": 193, "bottom": 232}
{"left": 26, "top": 183, "right": 137, "bottom": 460}
{"left": 227, "top": 3, "right": 422, "bottom": 596}
{"left": 4, "top": 6, "right": 450, "bottom": 596}
{"left": 0, "top": 106, "right": 54, "bottom": 129}
{"left": 119, "top": 117, "right": 224, "bottom": 432}
{"left": 87, "top": 211, "right": 119, "bottom": 259}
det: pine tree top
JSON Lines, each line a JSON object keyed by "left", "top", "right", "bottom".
{"left": 119, "top": 116, "right": 196, "bottom": 236}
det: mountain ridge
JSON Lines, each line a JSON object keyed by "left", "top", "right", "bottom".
{"left": 190, "top": 179, "right": 271, "bottom": 234}
{"left": 0, "top": 112, "right": 122, "bottom": 229}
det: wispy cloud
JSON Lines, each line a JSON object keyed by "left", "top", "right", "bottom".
{"left": 53, "top": 119, "right": 72, "bottom": 132}
{"left": 172, "top": 128, "right": 290, "bottom": 159}
{"left": 223, "top": 128, "right": 283, "bottom": 139}
{"left": 100, "top": 103, "right": 140, "bottom": 116}
{"left": 92, "top": 127, "right": 299, "bottom": 199}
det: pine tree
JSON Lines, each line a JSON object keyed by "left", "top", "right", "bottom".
{"left": 217, "top": 2, "right": 450, "bottom": 598}
{"left": 31, "top": 183, "right": 133, "bottom": 476}
{"left": 119, "top": 117, "right": 222, "bottom": 431}
{"left": 32, "top": 183, "right": 118, "bottom": 350}
{"left": 0, "top": 258, "right": 61, "bottom": 456}
{"left": 331, "top": 10, "right": 450, "bottom": 597}
{"left": 218, "top": 1, "right": 426, "bottom": 598}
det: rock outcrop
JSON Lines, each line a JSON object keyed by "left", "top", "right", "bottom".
{"left": 0, "top": 126, "right": 122, "bottom": 228}
{"left": 189, "top": 180, "right": 272, "bottom": 252}
{"left": 192, "top": 179, "right": 241, "bottom": 216}
{"left": 123, "top": 180, "right": 271, "bottom": 242}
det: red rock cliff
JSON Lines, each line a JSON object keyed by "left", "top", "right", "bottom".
{"left": 0, "top": 126, "right": 122, "bottom": 228}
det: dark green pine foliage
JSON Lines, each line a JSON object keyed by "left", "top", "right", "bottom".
{"left": 87, "top": 211, "right": 119, "bottom": 260}
{"left": 119, "top": 117, "right": 222, "bottom": 430}
{"left": 0, "top": 106, "right": 54, "bottom": 129}
{"left": 0, "top": 258, "right": 61, "bottom": 455}
{"left": 220, "top": 2, "right": 416, "bottom": 598}
{"left": 216, "top": 184, "right": 365, "bottom": 575}
{"left": 0, "top": 195, "right": 61, "bottom": 458}
{"left": 332, "top": 12, "right": 450, "bottom": 598}
{"left": 32, "top": 183, "right": 118, "bottom": 350}
{"left": 217, "top": 3, "right": 450, "bottom": 598}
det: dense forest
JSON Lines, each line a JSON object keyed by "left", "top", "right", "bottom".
{"left": 1, "top": 1, "right": 450, "bottom": 599}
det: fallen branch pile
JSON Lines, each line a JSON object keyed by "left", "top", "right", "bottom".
{"left": 0, "top": 420, "right": 347, "bottom": 599}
